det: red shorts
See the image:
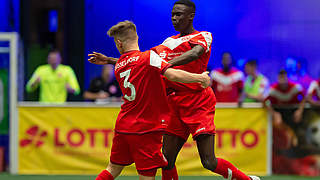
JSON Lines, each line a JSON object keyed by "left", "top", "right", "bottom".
{"left": 110, "top": 131, "right": 168, "bottom": 173}
{"left": 166, "top": 87, "right": 216, "bottom": 140}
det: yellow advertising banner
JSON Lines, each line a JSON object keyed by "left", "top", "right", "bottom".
{"left": 18, "top": 106, "right": 269, "bottom": 175}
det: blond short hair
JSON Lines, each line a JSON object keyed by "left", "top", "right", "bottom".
{"left": 107, "top": 20, "right": 137, "bottom": 42}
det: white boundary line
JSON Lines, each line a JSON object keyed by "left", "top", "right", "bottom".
{"left": 0, "top": 32, "right": 19, "bottom": 174}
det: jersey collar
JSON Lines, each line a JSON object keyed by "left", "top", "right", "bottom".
{"left": 120, "top": 50, "right": 140, "bottom": 58}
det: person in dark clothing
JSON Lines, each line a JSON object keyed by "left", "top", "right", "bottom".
{"left": 84, "top": 64, "right": 122, "bottom": 102}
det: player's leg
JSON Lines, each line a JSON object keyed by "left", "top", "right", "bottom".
{"left": 96, "top": 163, "right": 124, "bottom": 180}
{"left": 131, "top": 132, "right": 168, "bottom": 179}
{"left": 196, "top": 134, "right": 252, "bottom": 180}
{"left": 96, "top": 132, "right": 132, "bottom": 180}
{"left": 139, "top": 174, "right": 156, "bottom": 180}
{"left": 137, "top": 168, "right": 157, "bottom": 180}
{"left": 162, "top": 133, "right": 186, "bottom": 180}
{"left": 106, "top": 163, "right": 125, "bottom": 178}
{"left": 163, "top": 134, "right": 186, "bottom": 170}
{"left": 161, "top": 101, "right": 189, "bottom": 180}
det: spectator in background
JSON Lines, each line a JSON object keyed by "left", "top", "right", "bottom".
{"left": 265, "top": 70, "right": 305, "bottom": 125}
{"left": 210, "top": 52, "right": 244, "bottom": 103}
{"left": 306, "top": 76, "right": 320, "bottom": 107}
{"left": 242, "top": 59, "right": 269, "bottom": 102}
{"left": 26, "top": 50, "right": 80, "bottom": 103}
{"left": 285, "top": 57, "right": 313, "bottom": 92}
{"left": 84, "top": 64, "right": 122, "bottom": 102}
{"left": 264, "top": 70, "right": 307, "bottom": 175}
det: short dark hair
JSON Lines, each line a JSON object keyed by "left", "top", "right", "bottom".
{"left": 48, "top": 49, "right": 61, "bottom": 56}
{"left": 174, "top": 0, "right": 196, "bottom": 11}
{"left": 279, "top": 69, "right": 287, "bottom": 76}
{"left": 246, "top": 59, "right": 257, "bottom": 67}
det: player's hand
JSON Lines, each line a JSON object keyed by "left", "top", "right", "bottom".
{"left": 306, "top": 95, "right": 313, "bottom": 103}
{"left": 293, "top": 109, "right": 303, "bottom": 123}
{"left": 65, "top": 83, "right": 75, "bottom": 94}
{"left": 88, "top": 52, "right": 113, "bottom": 65}
{"left": 200, "top": 71, "right": 210, "bottom": 88}
{"left": 35, "top": 77, "right": 41, "bottom": 83}
{"left": 273, "top": 111, "right": 283, "bottom": 126}
{"left": 31, "top": 77, "right": 41, "bottom": 88}
{"left": 97, "top": 92, "right": 109, "bottom": 99}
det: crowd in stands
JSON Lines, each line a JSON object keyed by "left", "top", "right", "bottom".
{"left": 211, "top": 52, "right": 320, "bottom": 109}
{"left": 25, "top": 50, "right": 320, "bottom": 111}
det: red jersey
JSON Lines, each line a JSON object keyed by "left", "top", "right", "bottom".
{"left": 267, "top": 81, "right": 304, "bottom": 105}
{"left": 210, "top": 67, "right": 244, "bottom": 102}
{"left": 152, "top": 31, "right": 212, "bottom": 92}
{"left": 307, "top": 80, "right": 320, "bottom": 100}
{"left": 114, "top": 50, "right": 171, "bottom": 134}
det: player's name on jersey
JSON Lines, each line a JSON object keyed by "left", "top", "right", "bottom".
{"left": 115, "top": 56, "right": 140, "bottom": 71}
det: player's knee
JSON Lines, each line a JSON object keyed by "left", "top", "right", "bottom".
{"left": 201, "top": 157, "right": 218, "bottom": 171}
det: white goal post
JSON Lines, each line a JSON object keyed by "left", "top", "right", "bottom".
{"left": 0, "top": 32, "right": 19, "bottom": 174}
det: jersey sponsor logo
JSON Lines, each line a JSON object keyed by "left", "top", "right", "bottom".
{"left": 159, "top": 51, "right": 167, "bottom": 59}
{"left": 150, "top": 50, "right": 167, "bottom": 69}
{"left": 162, "top": 32, "right": 212, "bottom": 52}
{"left": 115, "top": 56, "right": 140, "bottom": 71}
{"left": 167, "top": 52, "right": 184, "bottom": 60}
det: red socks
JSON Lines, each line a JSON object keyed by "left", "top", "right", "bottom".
{"left": 162, "top": 166, "right": 178, "bottom": 180}
{"left": 96, "top": 160, "right": 248, "bottom": 180}
{"left": 96, "top": 170, "right": 114, "bottom": 180}
{"left": 214, "top": 158, "right": 250, "bottom": 180}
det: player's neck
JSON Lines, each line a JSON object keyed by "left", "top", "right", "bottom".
{"left": 180, "top": 26, "right": 195, "bottom": 37}
{"left": 50, "top": 64, "right": 59, "bottom": 70}
{"left": 252, "top": 72, "right": 258, "bottom": 79}
{"left": 122, "top": 44, "right": 140, "bottom": 54}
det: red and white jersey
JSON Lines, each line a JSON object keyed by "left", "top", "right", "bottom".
{"left": 307, "top": 80, "right": 320, "bottom": 100}
{"left": 114, "top": 50, "right": 171, "bottom": 134}
{"left": 152, "top": 30, "right": 212, "bottom": 92}
{"left": 210, "top": 67, "right": 244, "bottom": 102}
{"left": 267, "top": 81, "right": 304, "bottom": 105}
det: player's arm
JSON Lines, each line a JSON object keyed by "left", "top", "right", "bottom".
{"left": 66, "top": 67, "right": 80, "bottom": 95}
{"left": 83, "top": 91, "right": 109, "bottom": 100}
{"left": 250, "top": 78, "right": 269, "bottom": 102}
{"left": 88, "top": 52, "right": 118, "bottom": 65}
{"left": 263, "top": 99, "right": 283, "bottom": 125}
{"left": 26, "top": 68, "right": 41, "bottom": 92}
{"left": 294, "top": 96, "right": 306, "bottom": 123}
{"left": 306, "top": 81, "right": 320, "bottom": 107}
{"left": 164, "top": 68, "right": 210, "bottom": 88}
{"left": 307, "top": 94, "right": 320, "bottom": 107}
{"left": 168, "top": 45, "right": 205, "bottom": 66}
{"left": 149, "top": 50, "right": 209, "bottom": 88}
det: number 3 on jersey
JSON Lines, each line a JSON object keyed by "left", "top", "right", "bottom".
{"left": 120, "top": 69, "right": 136, "bottom": 101}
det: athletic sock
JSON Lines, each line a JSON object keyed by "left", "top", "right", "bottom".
{"left": 96, "top": 169, "right": 114, "bottom": 180}
{"left": 213, "top": 158, "right": 250, "bottom": 180}
{"left": 162, "top": 166, "right": 178, "bottom": 180}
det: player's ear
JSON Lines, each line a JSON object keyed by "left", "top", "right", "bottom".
{"left": 116, "top": 39, "right": 123, "bottom": 48}
{"left": 189, "top": 12, "right": 195, "bottom": 20}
